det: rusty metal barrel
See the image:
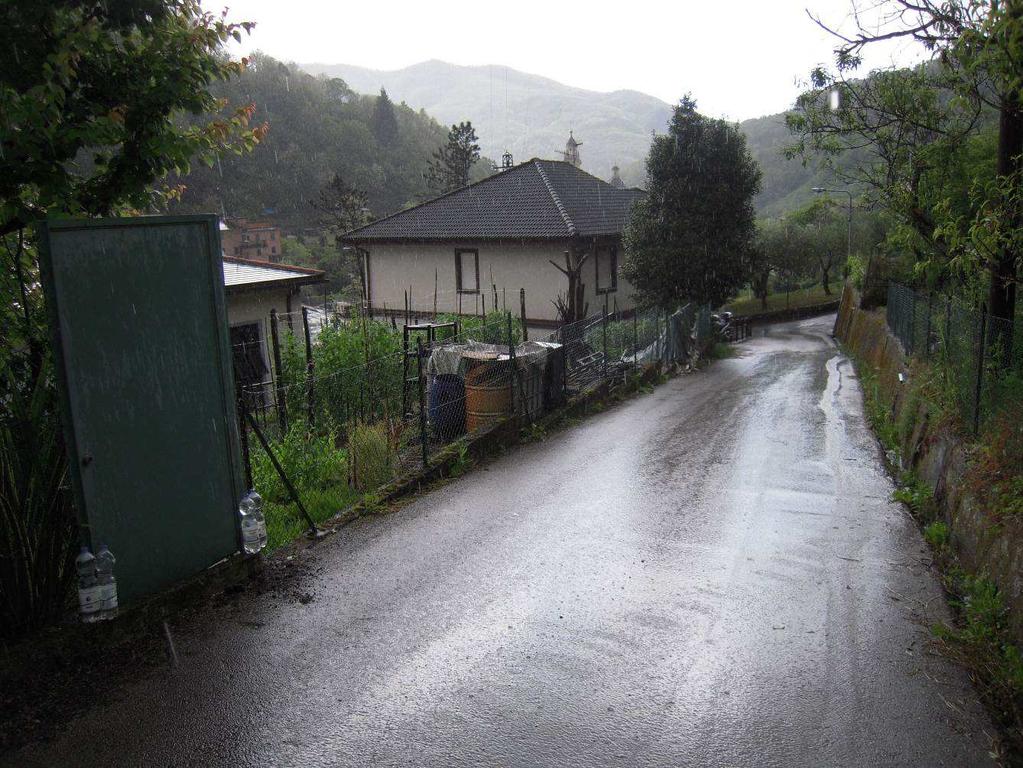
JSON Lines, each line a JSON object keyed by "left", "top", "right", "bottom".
{"left": 464, "top": 356, "right": 513, "bottom": 432}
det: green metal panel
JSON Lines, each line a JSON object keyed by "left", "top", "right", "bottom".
{"left": 39, "top": 216, "right": 244, "bottom": 606}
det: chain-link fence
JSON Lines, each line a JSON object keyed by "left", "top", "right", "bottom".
{"left": 885, "top": 282, "right": 1023, "bottom": 433}
{"left": 234, "top": 303, "right": 720, "bottom": 546}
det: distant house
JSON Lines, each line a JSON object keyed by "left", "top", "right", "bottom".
{"left": 342, "top": 157, "right": 644, "bottom": 331}
{"left": 222, "top": 257, "right": 325, "bottom": 396}
{"left": 221, "top": 218, "right": 284, "bottom": 262}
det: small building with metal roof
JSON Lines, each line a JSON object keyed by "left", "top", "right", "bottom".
{"left": 222, "top": 256, "right": 325, "bottom": 399}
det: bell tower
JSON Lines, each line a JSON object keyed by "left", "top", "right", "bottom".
{"left": 559, "top": 131, "right": 582, "bottom": 167}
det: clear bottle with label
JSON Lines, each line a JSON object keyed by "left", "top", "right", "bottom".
{"left": 76, "top": 546, "right": 101, "bottom": 623}
{"left": 95, "top": 544, "right": 118, "bottom": 620}
{"left": 239, "top": 490, "right": 268, "bottom": 554}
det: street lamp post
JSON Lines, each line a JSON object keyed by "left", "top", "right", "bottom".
{"left": 812, "top": 187, "right": 853, "bottom": 279}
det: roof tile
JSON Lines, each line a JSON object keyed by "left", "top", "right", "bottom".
{"left": 343, "top": 159, "right": 643, "bottom": 242}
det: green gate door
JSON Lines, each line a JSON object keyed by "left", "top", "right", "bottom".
{"left": 40, "top": 216, "right": 245, "bottom": 606}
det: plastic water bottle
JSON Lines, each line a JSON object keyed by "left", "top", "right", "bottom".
{"left": 76, "top": 546, "right": 101, "bottom": 623}
{"left": 249, "top": 491, "right": 268, "bottom": 552}
{"left": 239, "top": 491, "right": 267, "bottom": 554}
{"left": 95, "top": 544, "right": 118, "bottom": 620}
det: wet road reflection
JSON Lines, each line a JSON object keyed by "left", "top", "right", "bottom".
{"left": 9, "top": 315, "right": 995, "bottom": 768}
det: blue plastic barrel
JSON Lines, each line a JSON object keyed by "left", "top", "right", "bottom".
{"left": 429, "top": 374, "right": 465, "bottom": 440}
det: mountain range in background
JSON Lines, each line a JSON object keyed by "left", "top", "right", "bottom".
{"left": 301, "top": 59, "right": 835, "bottom": 217}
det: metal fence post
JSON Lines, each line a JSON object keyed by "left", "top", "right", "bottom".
{"left": 912, "top": 290, "right": 920, "bottom": 357}
{"left": 507, "top": 311, "right": 517, "bottom": 421}
{"left": 602, "top": 297, "right": 609, "bottom": 381}
{"left": 236, "top": 392, "right": 253, "bottom": 490}
{"left": 269, "top": 309, "right": 288, "bottom": 436}
{"left": 924, "top": 292, "right": 933, "bottom": 359}
{"left": 302, "top": 306, "right": 315, "bottom": 428}
{"left": 944, "top": 298, "right": 952, "bottom": 359}
{"left": 973, "top": 303, "right": 987, "bottom": 436}
{"left": 519, "top": 288, "right": 528, "bottom": 342}
{"left": 416, "top": 336, "right": 428, "bottom": 468}
{"left": 632, "top": 310, "right": 638, "bottom": 375}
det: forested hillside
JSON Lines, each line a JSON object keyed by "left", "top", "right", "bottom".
{"left": 739, "top": 114, "right": 839, "bottom": 217}
{"left": 301, "top": 59, "right": 836, "bottom": 215}
{"left": 168, "top": 55, "right": 841, "bottom": 228}
{"left": 168, "top": 53, "right": 491, "bottom": 229}
{"left": 302, "top": 60, "right": 671, "bottom": 188}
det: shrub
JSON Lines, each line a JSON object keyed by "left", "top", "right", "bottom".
{"left": 347, "top": 422, "right": 394, "bottom": 492}
{"left": 250, "top": 424, "right": 347, "bottom": 504}
{"left": 584, "top": 316, "right": 657, "bottom": 361}
{"left": 968, "top": 383, "right": 1023, "bottom": 522}
{"left": 0, "top": 363, "right": 78, "bottom": 641}
{"left": 278, "top": 319, "right": 403, "bottom": 430}
{"left": 435, "top": 311, "right": 522, "bottom": 346}
{"left": 923, "top": 521, "right": 950, "bottom": 549}
{"left": 250, "top": 424, "right": 355, "bottom": 550}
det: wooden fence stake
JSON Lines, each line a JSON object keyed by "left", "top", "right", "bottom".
{"left": 269, "top": 308, "right": 288, "bottom": 435}
{"left": 519, "top": 288, "right": 528, "bottom": 342}
{"left": 302, "top": 306, "right": 315, "bottom": 428}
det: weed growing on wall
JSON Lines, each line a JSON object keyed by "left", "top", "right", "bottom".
{"left": 857, "top": 365, "right": 900, "bottom": 454}
{"left": 968, "top": 380, "right": 1023, "bottom": 523}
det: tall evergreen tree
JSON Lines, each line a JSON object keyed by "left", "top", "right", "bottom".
{"left": 622, "top": 97, "right": 762, "bottom": 308}
{"left": 371, "top": 87, "right": 399, "bottom": 146}
{"left": 424, "top": 121, "right": 480, "bottom": 195}
{"left": 310, "top": 171, "right": 370, "bottom": 235}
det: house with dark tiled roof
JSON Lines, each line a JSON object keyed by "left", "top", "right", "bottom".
{"left": 342, "top": 158, "right": 644, "bottom": 329}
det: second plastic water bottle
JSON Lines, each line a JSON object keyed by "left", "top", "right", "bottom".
{"left": 239, "top": 490, "right": 267, "bottom": 554}
{"left": 95, "top": 544, "right": 118, "bottom": 620}
{"left": 76, "top": 546, "right": 101, "bottom": 623}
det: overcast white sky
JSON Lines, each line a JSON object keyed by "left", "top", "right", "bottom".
{"left": 217, "top": 0, "right": 923, "bottom": 120}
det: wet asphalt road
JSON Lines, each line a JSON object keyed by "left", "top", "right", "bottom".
{"left": 10, "top": 315, "right": 997, "bottom": 767}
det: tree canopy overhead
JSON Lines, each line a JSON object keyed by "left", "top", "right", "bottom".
{"left": 623, "top": 97, "right": 762, "bottom": 309}
{"left": 0, "top": 0, "right": 263, "bottom": 641}
{"left": 788, "top": 0, "right": 1022, "bottom": 323}
{"left": 0, "top": 0, "right": 265, "bottom": 237}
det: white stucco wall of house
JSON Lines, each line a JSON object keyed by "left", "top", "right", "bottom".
{"left": 226, "top": 288, "right": 296, "bottom": 328}
{"left": 225, "top": 287, "right": 300, "bottom": 379}
{"left": 365, "top": 241, "right": 636, "bottom": 325}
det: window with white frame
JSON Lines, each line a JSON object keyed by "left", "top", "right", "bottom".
{"left": 455, "top": 249, "right": 479, "bottom": 293}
